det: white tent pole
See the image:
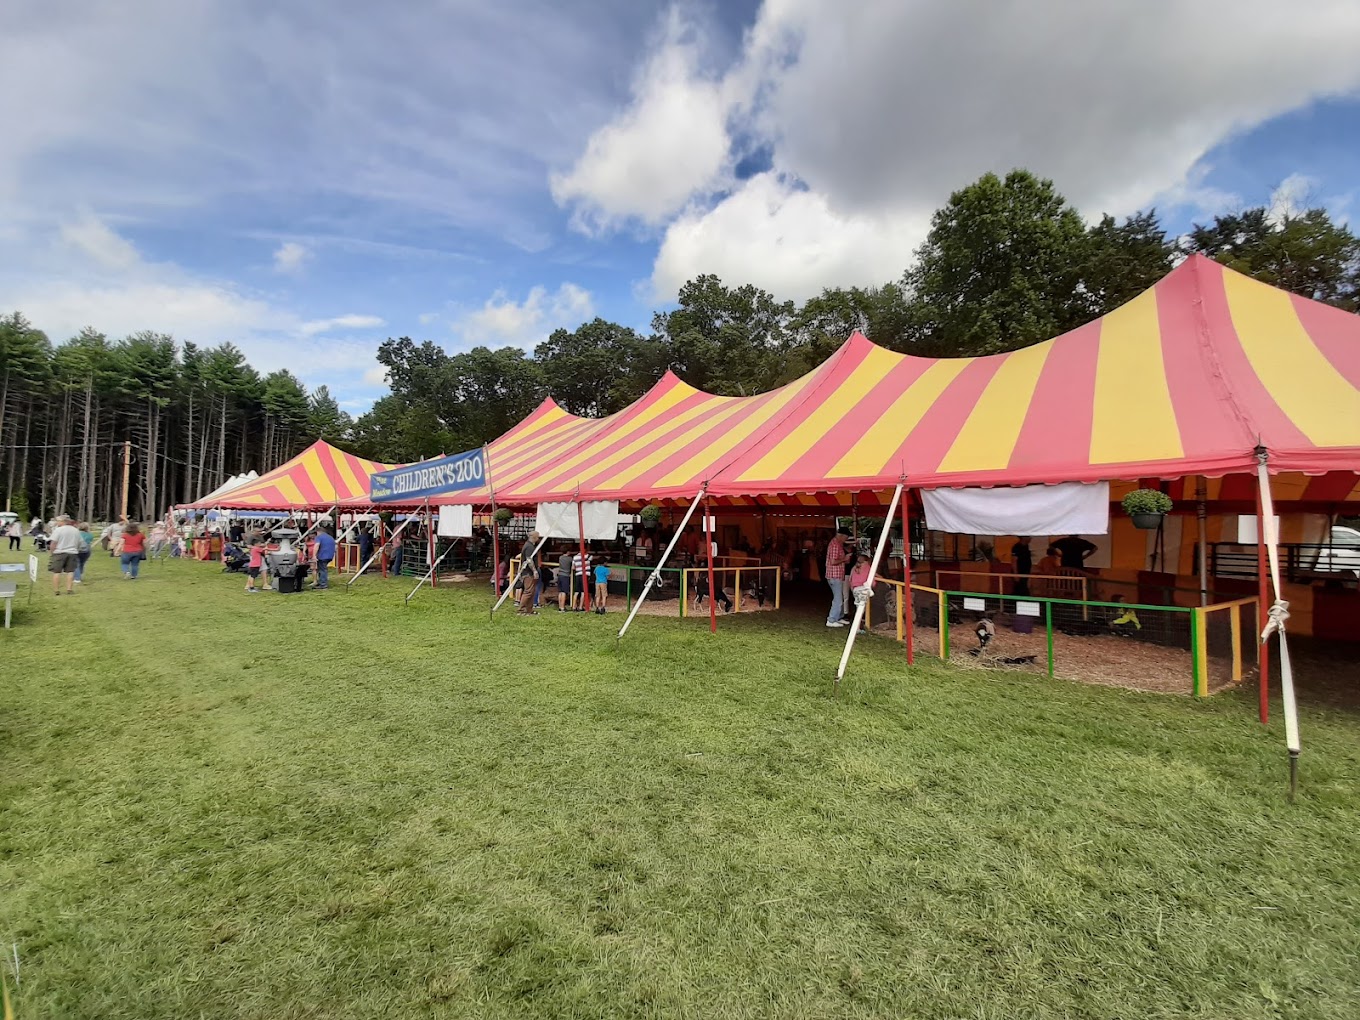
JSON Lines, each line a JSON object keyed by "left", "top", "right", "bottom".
{"left": 834, "top": 482, "right": 905, "bottom": 694}
{"left": 1255, "top": 448, "right": 1301, "bottom": 800}
{"left": 345, "top": 516, "right": 417, "bottom": 589}
{"left": 618, "top": 488, "right": 706, "bottom": 641}
{"left": 491, "top": 533, "right": 550, "bottom": 613}
{"left": 405, "top": 541, "right": 460, "bottom": 605}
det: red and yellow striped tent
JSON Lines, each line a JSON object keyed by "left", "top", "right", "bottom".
{"left": 188, "top": 440, "right": 395, "bottom": 510}
{"left": 450, "top": 255, "right": 1357, "bottom": 509}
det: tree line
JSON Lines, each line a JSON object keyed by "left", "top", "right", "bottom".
{"left": 3, "top": 169, "right": 1357, "bottom": 520}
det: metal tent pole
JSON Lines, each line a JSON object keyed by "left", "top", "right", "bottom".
{"left": 835, "top": 482, "right": 905, "bottom": 694}
{"left": 1255, "top": 449, "right": 1301, "bottom": 800}
{"left": 618, "top": 489, "right": 706, "bottom": 641}
{"left": 491, "top": 533, "right": 549, "bottom": 613}
{"left": 704, "top": 497, "right": 717, "bottom": 633}
{"left": 1255, "top": 481, "right": 1270, "bottom": 724}
{"left": 576, "top": 491, "right": 589, "bottom": 612}
{"left": 902, "top": 489, "right": 914, "bottom": 665}
{"left": 1197, "top": 479, "right": 1208, "bottom": 607}
{"left": 346, "top": 516, "right": 416, "bottom": 589}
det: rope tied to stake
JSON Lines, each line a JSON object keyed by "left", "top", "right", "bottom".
{"left": 1262, "top": 599, "right": 1290, "bottom": 643}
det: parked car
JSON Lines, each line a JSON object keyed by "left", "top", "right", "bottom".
{"left": 1312, "top": 525, "right": 1360, "bottom": 577}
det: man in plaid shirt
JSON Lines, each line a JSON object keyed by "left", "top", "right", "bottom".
{"left": 825, "top": 526, "right": 852, "bottom": 627}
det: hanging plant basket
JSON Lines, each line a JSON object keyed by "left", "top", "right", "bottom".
{"left": 493, "top": 508, "right": 513, "bottom": 526}
{"left": 639, "top": 505, "right": 662, "bottom": 529}
{"left": 1121, "top": 488, "right": 1173, "bottom": 530}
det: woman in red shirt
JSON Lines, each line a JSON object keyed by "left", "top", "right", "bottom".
{"left": 120, "top": 523, "right": 147, "bottom": 579}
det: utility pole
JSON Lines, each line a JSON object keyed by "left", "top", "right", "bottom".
{"left": 120, "top": 440, "right": 131, "bottom": 521}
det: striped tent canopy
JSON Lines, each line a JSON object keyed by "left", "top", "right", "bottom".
{"left": 186, "top": 440, "right": 394, "bottom": 510}
{"left": 452, "top": 255, "right": 1357, "bottom": 509}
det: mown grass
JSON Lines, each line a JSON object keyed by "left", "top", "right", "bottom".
{"left": 1, "top": 552, "right": 1358, "bottom": 1019}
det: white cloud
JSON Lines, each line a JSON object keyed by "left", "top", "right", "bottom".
{"left": 567, "top": 0, "right": 1360, "bottom": 299}
{"left": 1267, "top": 173, "right": 1318, "bottom": 225}
{"left": 299, "top": 313, "right": 385, "bottom": 337}
{"left": 652, "top": 173, "right": 929, "bottom": 302}
{"left": 550, "top": 8, "right": 732, "bottom": 231}
{"left": 362, "top": 365, "right": 390, "bottom": 387}
{"left": 60, "top": 213, "right": 141, "bottom": 270}
{"left": 273, "top": 241, "right": 310, "bottom": 274}
{"left": 454, "top": 282, "right": 594, "bottom": 347}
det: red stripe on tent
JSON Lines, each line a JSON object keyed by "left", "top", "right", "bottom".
{"left": 1289, "top": 292, "right": 1360, "bottom": 390}
{"left": 1303, "top": 471, "right": 1360, "bottom": 502}
{"left": 1196, "top": 261, "right": 1313, "bottom": 454}
{"left": 315, "top": 446, "right": 351, "bottom": 502}
{"left": 624, "top": 388, "right": 788, "bottom": 490}
{"left": 779, "top": 354, "right": 934, "bottom": 483}
{"left": 1217, "top": 473, "right": 1256, "bottom": 502}
{"left": 1156, "top": 263, "right": 1256, "bottom": 459}
{"left": 1003, "top": 321, "right": 1101, "bottom": 473}
{"left": 899, "top": 357, "right": 1005, "bottom": 474}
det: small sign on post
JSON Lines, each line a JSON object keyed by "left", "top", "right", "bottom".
{"left": 28, "top": 554, "right": 38, "bottom": 583}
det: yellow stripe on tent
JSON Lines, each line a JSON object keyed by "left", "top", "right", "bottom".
{"left": 825, "top": 359, "right": 971, "bottom": 479}
{"left": 938, "top": 342, "right": 1052, "bottom": 472}
{"left": 1224, "top": 271, "right": 1360, "bottom": 448}
{"left": 1089, "top": 288, "right": 1183, "bottom": 464}
{"left": 597, "top": 396, "right": 755, "bottom": 490}
{"left": 741, "top": 346, "right": 905, "bottom": 482}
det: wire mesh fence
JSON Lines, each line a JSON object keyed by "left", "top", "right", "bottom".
{"left": 887, "top": 585, "right": 1253, "bottom": 696}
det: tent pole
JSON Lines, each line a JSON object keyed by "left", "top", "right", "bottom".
{"left": 424, "top": 499, "right": 436, "bottom": 588}
{"left": 406, "top": 541, "right": 459, "bottom": 605}
{"left": 1196, "top": 479, "right": 1208, "bottom": 607}
{"left": 577, "top": 490, "right": 589, "bottom": 612}
{"left": 704, "top": 497, "right": 717, "bottom": 633}
{"left": 618, "top": 488, "right": 706, "bottom": 641}
{"left": 1255, "top": 449, "right": 1301, "bottom": 799}
{"left": 490, "top": 503, "right": 502, "bottom": 607}
{"left": 347, "top": 515, "right": 417, "bottom": 588}
{"left": 903, "top": 489, "right": 914, "bottom": 665}
{"left": 835, "top": 482, "right": 904, "bottom": 694}
{"left": 1255, "top": 480, "right": 1269, "bottom": 725}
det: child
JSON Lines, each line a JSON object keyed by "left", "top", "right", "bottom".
{"left": 245, "top": 537, "right": 265, "bottom": 593}
{"left": 593, "top": 557, "right": 610, "bottom": 614}
{"left": 848, "top": 552, "right": 873, "bottom": 631}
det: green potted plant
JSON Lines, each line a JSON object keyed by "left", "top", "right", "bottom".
{"left": 1121, "top": 488, "right": 1173, "bottom": 529}
{"left": 493, "top": 507, "right": 513, "bottom": 526}
{"left": 639, "top": 504, "right": 662, "bottom": 529}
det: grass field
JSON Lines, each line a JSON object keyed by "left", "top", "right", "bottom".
{"left": 2, "top": 552, "right": 1359, "bottom": 1019}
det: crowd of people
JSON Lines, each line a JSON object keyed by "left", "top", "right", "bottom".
{"left": 5, "top": 513, "right": 168, "bottom": 595}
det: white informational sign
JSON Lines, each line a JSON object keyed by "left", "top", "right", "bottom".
{"left": 29, "top": 554, "right": 38, "bottom": 583}
{"left": 535, "top": 500, "right": 621, "bottom": 540}
{"left": 703, "top": 515, "right": 717, "bottom": 532}
{"left": 437, "top": 504, "right": 473, "bottom": 538}
{"left": 963, "top": 597, "right": 986, "bottom": 612}
{"left": 1016, "top": 601, "right": 1041, "bottom": 617}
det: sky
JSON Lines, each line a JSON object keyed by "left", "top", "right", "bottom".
{"left": 3, "top": 0, "right": 1360, "bottom": 415}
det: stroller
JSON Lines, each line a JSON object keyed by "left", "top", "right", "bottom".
{"left": 31, "top": 531, "right": 50, "bottom": 553}
{"left": 221, "top": 542, "right": 249, "bottom": 573}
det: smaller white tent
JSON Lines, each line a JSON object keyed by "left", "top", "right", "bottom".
{"left": 193, "top": 471, "right": 258, "bottom": 505}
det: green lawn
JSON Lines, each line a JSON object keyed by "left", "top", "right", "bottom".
{"left": 2, "top": 553, "right": 1358, "bottom": 1019}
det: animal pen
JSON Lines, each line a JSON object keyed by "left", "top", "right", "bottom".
{"left": 869, "top": 576, "right": 1258, "bottom": 696}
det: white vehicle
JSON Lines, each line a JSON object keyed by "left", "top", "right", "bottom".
{"left": 0, "top": 511, "right": 18, "bottom": 529}
{"left": 1313, "top": 525, "right": 1360, "bottom": 577}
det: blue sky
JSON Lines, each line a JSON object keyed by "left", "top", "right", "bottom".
{"left": 2, "top": 0, "right": 1359, "bottom": 414}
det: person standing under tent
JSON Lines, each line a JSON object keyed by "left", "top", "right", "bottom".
{"left": 358, "top": 526, "right": 374, "bottom": 572}
{"left": 1053, "top": 534, "right": 1096, "bottom": 570}
{"left": 313, "top": 525, "right": 336, "bottom": 590}
{"left": 74, "top": 522, "right": 94, "bottom": 584}
{"left": 824, "top": 526, "right": 851, "bottom": 627}
{"left": 571, "top": 549, "right": 587, "bottom": 611}
{"left": 48, "top": 515, "right": 82, "bottom": 596}
{"left": 848, "top": 551, "right": 874, "bottom": 633}
{"left": 593, "top": 557, "right": 610, "bottom": 614}
{"left": 558, "top": 549, "right": 573, "bottom": 612}
{"left": 387, "top": 532, "right": 404, "bottom": 577}
{"left": 1011, "top": 536, "right": 1033, "bottom": 597}
{"left": 245, "top": 537, "right": 265, "bottom": 593}
{"left": 149, "top": 521, "right": 167, "bottom": 558}
{"left": 120, "top": 523, "right": 147, "bottom": 579}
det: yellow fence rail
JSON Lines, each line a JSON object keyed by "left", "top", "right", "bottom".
{"left": 679, "top": 564, "right": 782, "bottom": 617}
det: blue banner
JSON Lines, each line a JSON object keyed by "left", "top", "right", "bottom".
{"left": 369, "top": 448, "right": 486, "bottom": 503}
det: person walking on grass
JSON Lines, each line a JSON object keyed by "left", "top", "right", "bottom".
{"left": 593, "top": 557, "right": 610, "bottom": 614}
{"left": 119, "top": 523, "right": 146, "bottom": 579}
{"left": 6, "top": 520, "right": 20, "bottom": 551}
{"left": 312, "top": 524, "right": 336, "bottom": 590}
{"left": 825, "top": 526, "right": 851, "bottom": 627}
{"left": 245, "top": 537, "right": 265, "bottom": 593}
{"left": 515, "top": 558, "right": 539, "bottom": 615}
{"left": 74, "top": 522, "right": 94, "bottom": 584}
{"left": 48, "top": 515, "right": 82, "bottom": 596}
